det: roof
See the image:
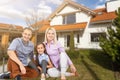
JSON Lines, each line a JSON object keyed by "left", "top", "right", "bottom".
{"left": 0, "top": 23, "right": 23, "bottom": 33}
{"left": 39, "top": 22, "right": 87, "bottom": 32}
{"left": 38, "top": 8, "right": 117, "bottom": 33}
{"left": 91, "top": 8, "right": 117, "bottom": 22}
{"left": 0, "top": 0, "right": 114, "bottom": 33}
{"left": 47, "top": 0, "right": 96, "bottom": 21}
{"left": 0, "top": 23, "right": 23, "bottom": 29}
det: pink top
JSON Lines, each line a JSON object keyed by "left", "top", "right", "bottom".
{"left": 45, "top": 41, "right": 73, "bottom": 68}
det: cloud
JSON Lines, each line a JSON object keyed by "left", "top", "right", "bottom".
{"left": 0, "top": 0, "right": 36, "bottom": 20}
{"left": 106, "top": 0, "right": 110, "bottom": 1}
{"left": 95, "top": 4, "right": 105, "bottom": 9}
{"left": 99, "top": 0, "right": 104, "bottom": 2}
{"left": 0, "top": 0, "right": 107, "bottom": 27}
{"left": 46, "top": 0, "right": 62, "bottom": 5}
{"left": 94, "top": 0, "right": 106, "bottom": 9}
{"left": 0, "top": 0, "right": 54, "bottom": 26}
{"left": 0, "top": 7, "right": 25, "bottom": 20}
{"left": 38, "top": 1, "right": 52, "bottom": 14}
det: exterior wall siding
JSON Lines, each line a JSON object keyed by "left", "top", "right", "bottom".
{"left": 106, "top": 0, "right": 120, "bottom": 12}
{"left": 50, "top": 16, "right": 63, "bottom": 25}
{"left": 76, "top": 12, "right": 90, "bottom": 23}
{"left": 59, "top": 5, "right": 78, "bottom": 14}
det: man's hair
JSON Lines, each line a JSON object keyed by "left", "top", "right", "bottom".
{"left": 23, "top": 27, "right": 33, "bottom": 33}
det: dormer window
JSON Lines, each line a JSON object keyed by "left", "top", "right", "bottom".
{"left": 97, "top": 12, "right": 103, "bottom": 15}
{"left": 63, "top": 13, "right": 76, "bottom": 24}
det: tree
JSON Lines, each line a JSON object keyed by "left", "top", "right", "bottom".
{"left": 99, "top": 8, "right": 120, "bottom": 79}
{"left": 100, "top": 8, "right": 120, "bottom": 70}
{"left": 69, "top": 31, "right": 75, "bottom": 51}
{"left": 25, "top": 9, "right": 45, "bottom": 46}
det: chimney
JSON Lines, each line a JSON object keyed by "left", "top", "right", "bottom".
{"left": 105, "top": 0, "right": 120, "bottom": 12}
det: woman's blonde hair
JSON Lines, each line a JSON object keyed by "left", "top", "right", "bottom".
{"left": 44, "top": 27, "right": 57, "bottom": 44}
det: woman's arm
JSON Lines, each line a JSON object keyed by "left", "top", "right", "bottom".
{"left": 57, "top": 41, "right": 73, "bottom": 65}
{"left": 47, "top": 59, "right": 53, "bottom": 68}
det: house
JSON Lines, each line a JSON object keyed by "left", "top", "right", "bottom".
{"left": 0, "top": 23, "right": 23, "bottom": 50}
{"left": 0, "top": 0, "right": 119, "bottom": 50}
{"left": 38, "top": 0, "right": 119, "bottom": 49}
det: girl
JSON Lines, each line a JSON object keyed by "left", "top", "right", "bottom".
{"left": 36, "top": 43, "right": 53, "bottom": 80}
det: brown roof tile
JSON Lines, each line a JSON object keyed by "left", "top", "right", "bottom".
{"left": 91, "top": 8, "right": 117, "bottom": 22}
{"left": 0, "top": 23, "right": 23, "bottom": 30}
{"left": 39, "top": 22, "right": 87, "bottom": 32}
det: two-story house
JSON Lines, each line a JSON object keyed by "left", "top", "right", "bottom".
{"left": 37, "top": 0, "right": 119, "bottom": 49}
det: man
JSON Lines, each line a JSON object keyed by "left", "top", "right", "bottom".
{"left": 0, "top": 28, "right": 39, "bottom": 80}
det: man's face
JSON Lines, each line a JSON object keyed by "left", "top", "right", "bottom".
{"left": 22, "top": 29, "right": 32, "bottom": 42}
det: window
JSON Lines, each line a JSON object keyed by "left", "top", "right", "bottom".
{"left": 91, "top": 33, "right": 106, "bottom": 42}
{"left": 63, "top": 14, "right": 76, "bottom": 24}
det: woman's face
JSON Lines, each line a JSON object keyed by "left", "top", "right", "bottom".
{"left": 22, "top": 29, "right": 32, "bottom": 42}
{"left": 37, "top": 44, "right": 45, "bottom": 54}
{"left": 46, "top": 29, "right": 55, "bottom": 42}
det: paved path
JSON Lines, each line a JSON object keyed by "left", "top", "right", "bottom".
{"left": 0, "top": 64, "right": 7, "bottom": 73}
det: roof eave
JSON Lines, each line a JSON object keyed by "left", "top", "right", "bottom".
{"left": 47, "top": 0, "right": 96, "bottom": 21}
{"left": 90, "top": 20, "right": 113, "bottom": 24}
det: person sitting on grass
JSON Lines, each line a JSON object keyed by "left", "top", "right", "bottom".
{"left": 36, "top": 42, "right": 53, "bottom": 80}
{"left": 44, "top": 27, "right": 79, "bottom": 80}
{"left": 0, "top": 28, "right": 39, "bottom": 80}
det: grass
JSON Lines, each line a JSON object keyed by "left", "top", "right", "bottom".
{"left": 0, "top": 49, "right": 116, "bottom": 80}
{"left": 65, "top": 49, "right": 115, "bottom": 80}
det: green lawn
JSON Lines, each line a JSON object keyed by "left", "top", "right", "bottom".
{"left": 35, "top": 49, "right": 115, "bottom": 80}
{"left": 65, "top": 49, "right": 115, "bottom": 80}
{"left": 0, "top": 49, "right": 116, "bottom": 80}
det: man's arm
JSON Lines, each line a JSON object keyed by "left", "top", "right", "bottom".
{"left": 7, "top": 50, "right": 26, "bottom": 74}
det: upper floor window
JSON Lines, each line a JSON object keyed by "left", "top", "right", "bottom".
{"left": 91, "top": 33, "right": 106, "bottom": 42}
{"left": 63, "top": 14, "right": 76, "bottom": 24}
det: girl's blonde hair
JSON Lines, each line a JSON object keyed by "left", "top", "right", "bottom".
{"left": 44, "top": 27, "right": 57, "bottom": 44}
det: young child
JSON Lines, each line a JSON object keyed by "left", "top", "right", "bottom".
{"left": 36, "top": 43, "right": 53, "bottom": 80}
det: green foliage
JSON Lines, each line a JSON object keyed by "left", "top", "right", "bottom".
{"left": 100, "top": 8, "right": 120, "bottom": 63}
{"left": 66, "top": 50, "right": 80, "bottom": 59}
{"left": 69, "top": 31, "right": 74, "bottom": 51}
{"left": 0, "top": 47, "right": 8, "bottom": 60}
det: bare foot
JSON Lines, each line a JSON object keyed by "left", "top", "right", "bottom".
{"left": 41, "top": 73, "right": 45, "bottom": 79}
{"left": 61, "top": 74, "right": 66, "bottom": 80}
{"left": 72, "top": 71, "right": 79, "bottom": 77}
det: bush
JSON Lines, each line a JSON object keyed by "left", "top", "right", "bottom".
{"left": 66, "top": 50, "right": 80, "bottom": 59}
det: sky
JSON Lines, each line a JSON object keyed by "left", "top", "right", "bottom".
{"left": 0, "top": 0, "right": 109, "bottom": 27}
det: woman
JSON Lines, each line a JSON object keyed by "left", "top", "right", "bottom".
{"left": 44, "top": 27, "right": 78, "bottom": 80}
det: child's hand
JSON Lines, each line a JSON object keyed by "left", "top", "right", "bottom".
{"left": 37, "top": 66, "right": 42, "bottom": 71}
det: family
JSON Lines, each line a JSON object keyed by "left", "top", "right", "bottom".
{"left": 0, "top": 27, "right": 78, "bottom": 80}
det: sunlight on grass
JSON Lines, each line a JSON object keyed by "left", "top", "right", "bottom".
{"left": 0, "top": 49, "right": 115, "bottom": 80}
